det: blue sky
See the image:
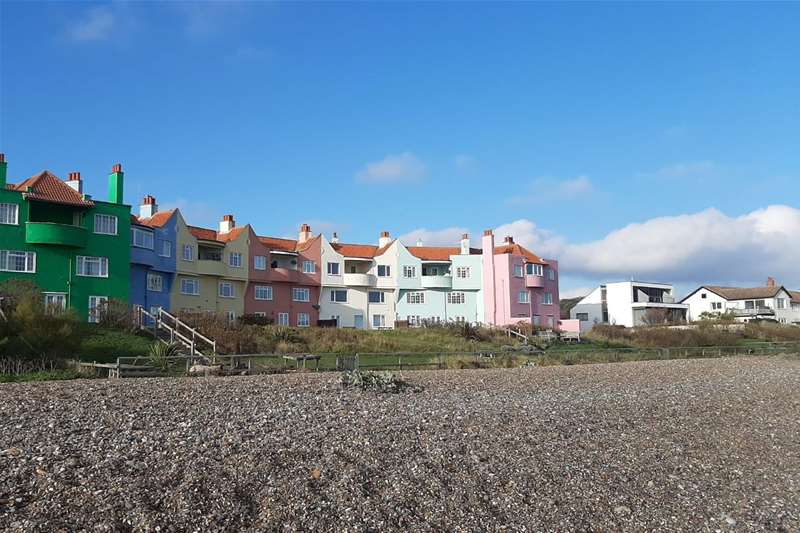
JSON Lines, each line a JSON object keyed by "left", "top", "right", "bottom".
{"left": 2, "top": 1, "right": 799, "bottom": 296}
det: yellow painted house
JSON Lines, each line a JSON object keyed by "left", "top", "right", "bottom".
{"left": 171, "top": 213, "right": 249, "bottom": 320}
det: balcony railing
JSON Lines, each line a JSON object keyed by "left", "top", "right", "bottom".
{"left": 343, "top": 273, "right": 377, "bottom": 286}
{"left": 525, "top": 274, "right": 544, "bottom": 288}
{"left": 421, "top": 275, "right": 452, "bottom": 289}
{"left": 25, "top": 222, "right": 87, "bottom": 247}
{"left": 730, "top": 307, "right": 775, "bottom": 317}
{"left": 197, "top": 259, "right": 226, "bottom": 277}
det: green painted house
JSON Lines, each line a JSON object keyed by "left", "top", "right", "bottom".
{"left": 0, "top": 154, "right": 131, "bottom": 321}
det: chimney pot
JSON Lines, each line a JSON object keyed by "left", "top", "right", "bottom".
{"left": 111, "top": 163, "right": 122, "bottom": 173}
{"left": 462, "top": 233, "right": 469, "bottom": 240}
{"left": 767, "top": 276, "right": 776, "bottom": 287}
{"left": 66, "top": 171, "right": 83, "bottom": 194}
{"left": 381, "top": 231, "right": 389, "bottom": 237}
{"left": 483, "top": 229, "right": 493, "bottom": 236}
{"left": 378, "top": 231, "right": 392, "bottom": 247}
{"left": 0, "top": 153, "right": 5, "bottom": 163}
{"left": 223, "top": 215, "right": 234, "bottom": 222}
{"left": 219, "top": 215, "right": 235, "bottom": 234}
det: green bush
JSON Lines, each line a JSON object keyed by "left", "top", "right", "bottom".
{"left": 340, "top": 369, "right": 419, "bottom": 393}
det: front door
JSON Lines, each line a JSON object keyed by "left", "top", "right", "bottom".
{"left": 354, "top": 314, "right": 364, "bottom": 329}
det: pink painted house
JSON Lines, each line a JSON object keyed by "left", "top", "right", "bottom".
{"left": 481, "top": 230, "right": 561, "bottom": 329}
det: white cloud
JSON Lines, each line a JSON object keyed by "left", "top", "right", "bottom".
{"left": 398, "top": 226, "right": 470, "bottom": 247}
{"left": 356, "top": 153, "right": 427, "bottom": 184}
{"left": 507, "top": 175, "right": 593, "bottom": 205}
{"left": 66, "top": 6, "right": 116, "bottom": 42}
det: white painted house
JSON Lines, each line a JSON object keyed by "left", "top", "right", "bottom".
{"left": 681, "top": 278, "right": 800, "bottom": 324}
{"left": 570, "top": 280, "right": 688, "bottom": 331}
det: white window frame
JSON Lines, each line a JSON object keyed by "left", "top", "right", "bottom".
{"left": 226, "top": 311, "right": 236, "bottom": 324}
{"left": 330, "top": 289, "right": 347, "bottom": 303}
{"left": 447, "top": 292, "right": 465, "bottom": 305}
{"left": 372, "top": 314, "right": 386, "bottom": 328}
{"left": 182, "top": 244, "right": 194, "bottom": 262}
{"left": 254, "top": 255, "right": 267, "bottom": 270}
{"left": 88, "top": 295, "right": 108, "bottom": 324}
{"left": 94, "top": 214, "right": 118, "bottom": 235}
{"left": 180, "top": 278, "right": 199, "bottom": 295}
{"left": 302, "top": 260, "right": 316, "bottom": 273}
{"left": 518, "top": 291, "right": 530, "bottom": 304}
{"left": 44, "top": 292, "right": 67, "bottom": 312}
{"left": 513, "top": 264, "right": 524, "bottom": 278}
{"left": 541, "top": 292, "right": 553, "bottom": 305}
{"left": 377, "top": 264, "right": 391, "bottom": 277}
{"left": 254, "top": 285, "right": 273, "bottom": 301}
{"left": 0, "top": 250, "right": 36, "bottom": 273}
{"left": 368, "top": 291, "right": 385, "bottom": 304}
{"left": 147, "top": 273, "right": 163, "bottom": 292}
{"left": 76, "top": 256, "right": 108, "bottom": 278}
{"left": 219, "top": 281, "right": 235, "bottom": 299}
{"left": 229, "top": 252, "right": 243, "bottom": 268}
{"left": 546, "top": 267, "right": 555, "bottom": 281}
{"left": 327, "top": 262, "right": 340, "bottom": 275}
{"left": 131, "top": 227, "right": 154, "bottom": 249}
{"left": 277, "top": 312, "right": 289, "bottom": 326}
{"left": 407, "top": 292, "right": 425, "bottom": 304}
{"left": 159, "top": 240, "right": 172, "bottom": 258}
{"left": 456, "top": 266, "right": 470, "bottom": 279}
{"left": 527, "top": 263, "right": 543, "bottom": 276}
{"left": 776, "top": 298, "right": 786, "bottom": 310}
{"left": 292, "top": 287, "right": 310, "bottom": 302}
{"left": 403, "top": 265, "right": 416, "bottom": 278}
{"left": 0, "top": 203, "right": 19, "bottom": 225}
{"left": 297, "top": 313, "right": 310, "bottom": 327}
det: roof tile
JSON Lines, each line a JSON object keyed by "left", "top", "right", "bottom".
{"left": 8, "top": 171, "right": 94, "bottom": 207}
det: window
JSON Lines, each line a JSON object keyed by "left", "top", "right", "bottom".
{"left": 160, "top": 240, "right": 172, "bottom": 258}
{"left": 368, "top": 291, "right": 385, "bottom": 303}
{"left": 407, "top": 315, "right": 420, "bottom": 326}
{"left": 302, "top": 260, "right": 316, "bottom": 273}
{"left": 576, "top": 312, "right": 589, "bottom": 321}
{"left": 277, "top": 312, "right": 289, "bottom": 326}
{"left": 518, "top": 291, "right": 529, "bottom": 304}
{"left": 712, "top": 302, "right": 723, "bottom": 310}
{"left": 756, "top": 299, "right": 766, "bottom": 309}
{"left": 181, "top": 278, "right": 199, "bottom": 295}
{"left": 745, "top": 300, "right": 755, "bottom": 310}
{"left": 701, "top": 293, "right": 707, "bottom": 299}
{"left": 226, "top": 311, "right": 236, "bottom": 324}
{"left": 514, "top": 264, "right": 524, "bottom": 277}
{"left": 533, "top": 315, "right": 540, "bottom": 326}
{"left": 229, "top": 252, "right": 242, "bottom": 268}
{"left": 526, "top": 263, "right": 543, "bottom": 276}
{"left": 0, "top": 250, "right": 36, "bottom": 273}
{"left": 255, "top": 285, "right": 273, "bottom": 300}
{"left": 94, "top": 214, "right": 118, "bottom": 235}
{"left": 330, "top": 289, "right": 347, "bottom": 303}
{"left": 447, "top": 292, "right": 465, "bottom": 304}
{"left": 76, "top": 256, "right": 108, "bottom": 277}
{"left": 293, "top": 287, "right": 310, "bottom": 302}
{"left": 219, "top": 281, "right": 235, "bottom": 298}
{"left": 372, "top": 314, "right": 386, "bottom": 328}
{"left": 777, "top": 298, "right": 786, "bottom": 309}
{"left": 182, "top": 244, "right": 194, "bottom": 261}
{"left": 88, "top": 296, "right": 108, "bottom": 324}
{"left": 377, "top": 264, "right": 391, "bottom": 277}
{"left": 402, "top": 265, "right": 417, "bottom": 278}
{"left": 297, "top": 313, "right": 310, "bottom": 327}
{"left": 407, "top": 292, "right": 425, "bottom": 304}
{"left": 546, "top": 267, "right": 555, "bottom": 281}
{"left": 147, "top": 273, "right": 163, "bottom": 292}
{"left": 542, "top": 292, "right": 553, "bottom": 305}
{"left": 327, "top": 262, "right": 340, "bottom": 275}
{"left": 254, "top": 255, "right": 267, "bottom": 270}
{"left": 422, "top": 266, "right": 439, "bottom": 276}
{"left": 0, "top": 203, "right": 18, "bottom": 225}
{"left": 131, "top": 227, "right": 154, "bottom": 249}
{"left": 456, "top": 266, "right": 470, "bottom": 278}
{"left": 254, "top": 312, "right": 266, "bottom": 318}
{"left": 44, "top": 293, "right": 66, "bottom": 313}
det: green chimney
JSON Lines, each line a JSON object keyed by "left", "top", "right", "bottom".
{"left": 0, "top": 153, "right": 7, "bottom": 188}
{"left": 108, "top": 163, "right": 124, "bottom": 204}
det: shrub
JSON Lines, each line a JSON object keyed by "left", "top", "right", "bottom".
{"left": 99, "top": 299, "right": 137, "bottom": 332}
{"left": 340, "top": 369, "right": 419, "bottom": 393}
{"left": 148, "top": 342, "right": 182, "bottom": 371}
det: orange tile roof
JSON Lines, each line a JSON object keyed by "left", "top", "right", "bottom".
{"left": 189, "top": 225, "right": 248, "bottom": 243}
{"left": 332, "top": 242, "right": 379, "bottom": 258}
{"left": 8, "top": 171, "right": 94, "bottom": 207}
{"left": 137, "top": 209, "right": 176, "bottom": 228}
{"left": 494, "top": 243, "right": 546, "bottom": 264}
{"left": 295, "top": 234, "right": 321, "bottom": 253}
{"left": 258, "top": 236, "right": 299, "bottom": 252}
{"left": 407, "top": 246, "right": 457, "bottom": 261}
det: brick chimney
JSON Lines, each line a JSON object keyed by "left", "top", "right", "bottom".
{"left": 331, "top": 232, "right": 339, "bottom": 244}
{"left": 219, "top": 214, "right": 235, "bottom": 234}
{"left": 108, "top": 163, "right": 124, "bottom": 204}
{"left": 139, "top": 195, "right": 158, "bottom": 219}
{"left": 298, "top": 223, "right": 312, "bottom": 244}
{"left": 460, "top": 233, "right": 470, "bottom": 255}
{"left": 379, "top": 231, "right": 391, "bottom": 248}
{"left": 66, "top": 172, "right": 83, "bottom": 194}
{"left": 415, "top": 237, "right": 423, "bottom": 247}
{"left": 504, "top": 236, "right": 514, "bottom": 245}
{"left": 767, "top": 276, "right": 776, "bottom": 288}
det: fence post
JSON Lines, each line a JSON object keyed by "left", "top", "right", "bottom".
{"left": 399, "top": 356, "right": 402, "bottom": 371}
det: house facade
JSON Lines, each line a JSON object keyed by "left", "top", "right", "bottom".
{"left": 0, "top": 155, "right": 130, "bottom": 321}
{"left": 130, "top": 196, "right": 177, "bottom": 315}
{"left": 681, "top": 278, "right": 800, "bottom": 324}
{"left": 571, "top": 280, "right": 688, "bottom": 331}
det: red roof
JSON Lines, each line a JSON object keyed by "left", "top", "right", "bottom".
{"left": 137, "top": 209, "right": 176, "bottom": 228}
{"left": 188, "top": 225, "right": 248, "bottom": 243}
{"left": 8, "top": 171, "right": 94, "bottom": 207}
{"left": 258, "top": 236, "right": 299, "bottom": 252}
{"left": 494, "top": 243, "right": 546, "bottom": 265}
{"left": 332, "top": 242, "right": 379, "bottom": 258}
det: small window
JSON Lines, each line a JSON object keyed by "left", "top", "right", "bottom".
{"left": 541, "top": 292, "right": 553, "bottom": 305}
{"left": 327, "top": 262, "right": 340, "bottom": 275}
{"left": 94, "top": 214, "right": 118, "bottom": 235}
{"left": 518, "top": 291, "right": 529, "bottom": 304}
{"left": 372, "top": 314, "right": 386, "bottom": 328}
{"left": 229, "top": 252, "right": 243, "bottom": 268}
{"left": 297, "top": 313, "right": 310, "bottom": 327}
{"left": 546, "top": 267, "right": 555, "bottom": 281}
{"left": 255, "top": 285, "right": 273, "bottom": 300}
{"left": 293, "top": 287, "right": 310, "bottom": 302}
{"left": 407, "top": 292, "right": 425, "bottom": 304}
{"left": 182, "top": 244, "right": 194, "bottom": 261}
{"left": 277, "top": 312, "right": 289, "bottom": 326}
{"left": 302, "top": 260, "right": 316, "bottom": 273}
{"left": 776, "top": 298, "right": 786, "bottom": 310}
{"left": 0, "top": 250, "right": 36, "bottom": 273}
{"left": 368, "top": 291, "right": 385, "bottom": 303}
{"left": 576, "top": 312, "right": 589, "bottom": 321}
{"left": 701, "top": 293, "right": 707, "bottom": 299}
{"left": 513, "top": 264, "right": 524, "bottom": 278}
{"left": 377, "top": 264, "right": 391, "bottom": 277}
{"left": 526, "top": 263, "right": 543, "bottom": 276}
{"left": 226, "top": 311, "right": 236, "bottom": 324}
{"left": 330, "top": 289, "right": 347, "bottom": 303}
{"left": 254, "top": 255, "right": 267, "bottom": 270}
{"left": 88, "top": 295, "right": 108, "bottom": 324}
{"left": 447, "top": 292, "right": 465, "bottom": 304}
{"left": 44, "top": 293, "right": 67, "bottom": 313}
{"left": 131, "top": 227, "right": 154, "bottom": 249}
{"left": 180, "top": 278, "right": 199, "bottom": 295}
{"left": 76, "top": 256, "right": 108, "bottom": 277}
{"left": 160, "top": 240, "right": 172, "bottom": 258}
{"left": 147, "top": 273, "right": 163, "bottom": 292}
{"left": 403, "top": 265, "right": 416, "bottom": 278}
{"left": 219, "top": 281, "right": 235, "bottom": 298}
{"left": 0, "top": 203, "right": 19, "bottom": 225}
{"left": 456, "top": 266, "right": 470, "bottom": 278}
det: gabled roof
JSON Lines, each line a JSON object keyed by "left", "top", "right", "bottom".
{"left": 7, "top": 171, "right": 94, "bottom": 207}
{"left": 332, "top": 242, "right": 379, "bottom": 258}
{"left": 188, "top": 225, "right": 248, "bottom": 243}
{"left": 258, "top": 236, "right": 299, "bottom": 252}
{"left": 406, "top": 246, "right": 479, "bottom": 261}
{"left": 494, "top": 242, "right": 546, "bottom": 265}
{"left": 296, "top": 234, "right": 321, "bottom": 253}
{"left": 684, "top": 285, "right": 789, "bottom": 302}
{"left": 137, "top": 209, "right": 176, "bottom": 229}
{"left": 790, "top": 291, "right": 800, "bottom": 303}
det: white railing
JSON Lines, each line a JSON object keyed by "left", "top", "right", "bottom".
{"left": 135, "top": 307, "right": 216, "bottom": 356}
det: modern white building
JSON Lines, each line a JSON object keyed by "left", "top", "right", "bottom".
{"left": 571, "top": 280, "right": 688, "bottom": 331}
{"left": 681, "top": 278, "right": 800, "bottom": 324}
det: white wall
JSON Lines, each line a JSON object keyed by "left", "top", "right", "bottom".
{"left": 605, "top": 282, "right": 635, "bottom": 327}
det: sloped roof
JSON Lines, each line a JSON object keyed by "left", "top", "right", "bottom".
{"left": 407, "top": 246, "right": 461, "bottom": 261}
{"left": 8, "top": 171, "right": 94, "bottom": 207}
{"left": 702, "top": 285, "right": 785, "bottom": 301}
{"left": 188, "top": 225, "right": 248, "bottom": 243}
{"left": 332, "top": 242, "right": 379, "bottom": 258}
{"left": 258, "top": 236, "right": 299, "bottom": 252}
{"left": 790, "top": 291, "right": 800, "bottom": 303}
{"left": 296, "top": 234, "right": 321, "bottom": 253}
{"left": 137, "top": 209, "right": 176, "bottom": 228}
{"left": 494, "top": 242, "right": 546, "bottom": 265}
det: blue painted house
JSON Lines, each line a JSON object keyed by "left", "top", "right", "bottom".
{"left": 130, "top": 195, "right": 177, "bottom": 315}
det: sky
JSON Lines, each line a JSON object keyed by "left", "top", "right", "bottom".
{"left": 1, "top": 1, "right": 799, "bottom": 298}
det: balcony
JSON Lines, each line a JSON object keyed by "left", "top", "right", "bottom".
{"left": 421, "top": 275, "right": 452, "bottom": 289}
{"left": 197, "top": 259, "right": 226, "bottom": 277}
{"left": 525, "top": 274, "right": 544, "bottom": 288}
{"left": 25, "top": 222, "right": 87, "bottom": 247}
{"left": 270, "top": 267, "right": 303, "bottom": 283}
{"left": 730, "top": 307, "right": 774, "bottom": 317}
{"left": 343, "top": 273, "right": 377, "bottom": 286}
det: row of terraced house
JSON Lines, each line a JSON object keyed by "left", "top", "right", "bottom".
{"left": 0, "top": 156, "right": 562, "bottom": 328}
